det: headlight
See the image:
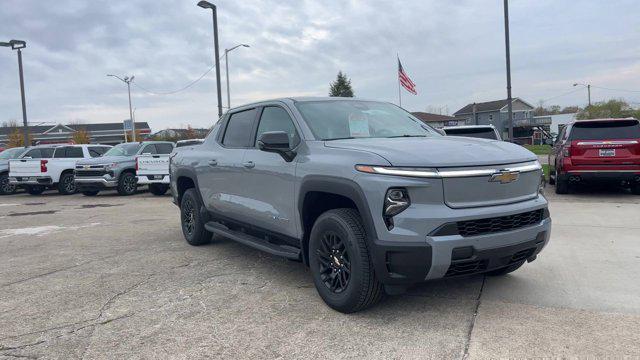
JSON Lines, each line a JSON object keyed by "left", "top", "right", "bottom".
{"left": 104, "top": 163, "right": 118, "bottom": 171}
{"left": 383, "top": 188, "right": 410, "bottom": 230}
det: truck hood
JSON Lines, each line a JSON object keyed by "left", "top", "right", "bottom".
{"left": 324, "top": 137, "right": 536, "bottom": 167}
{"left": 76, "top": 155, "right": 133, "bottom": 166}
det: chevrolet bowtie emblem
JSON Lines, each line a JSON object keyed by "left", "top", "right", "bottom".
{"left": 84, "top": 165, "right": 90, "bottom": 169}
{"left": 489, "top": 170, "right": 520, "bottom": 184}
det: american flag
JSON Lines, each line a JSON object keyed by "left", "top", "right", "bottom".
{"left": 398, "top": 59, "right": 417, "bottom": 95}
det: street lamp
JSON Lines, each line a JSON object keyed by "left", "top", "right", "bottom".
{"left": 224, "top": 44, "right": 249, "bottom": 110}
{"left": 1, "top": 39, "right": 30, "bottom": 147}
{"left": 573, "top": 83, "right": 591, "bottom": 106}
{"left": 107, "top": 74, "right": 137, "bottom": 141}
{"left": 198, "top": 0, "right": 223, "bottom": 119}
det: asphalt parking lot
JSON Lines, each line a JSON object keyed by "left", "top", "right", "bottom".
{"left": 1, "top": 187, "right": 639, "bottom": 359}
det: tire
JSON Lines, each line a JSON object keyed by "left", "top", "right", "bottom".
{"left": 149, "top": 183, "right": 169, "bottom": 196}
{"left": 308, "top": 208, "right": 384, "bottom": 313}
{"left": 26, "top": 185, "right": 45, "bottom": 195}
{"left": 555, "top": 174, "right": 569, "bottom": 194}
{"left": 548, "top": 169, "right": 556, "bottom": 185}
{"left": 631, "top": 184, "right": 640, "bottom": 195}
{"left": 486, "top": 261, "right": 525, "bottom": 276}
{"left": 180, "top": 188, "right": 212, "bottom": 246}
{"left": 57, "top": 172, "right": 77, "bottom": 195}
{"left": 82, "top": 190, "right": 100, "bottom": 196}
{"left": 0, "top": 173, "right": 17, "bottom": 195}
{"left": 117, "top": 172, "right": 137, "bottom": 196}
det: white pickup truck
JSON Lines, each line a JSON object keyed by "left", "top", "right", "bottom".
{"left": 9, "top": 144, "right": 112, "bottom": 195}
{"left": 136, "top": 150, "right": 173, "bottom": 196}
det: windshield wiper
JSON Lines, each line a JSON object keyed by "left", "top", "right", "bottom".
{"left": 386, "top": 134, "right": 427, "bottom": 138}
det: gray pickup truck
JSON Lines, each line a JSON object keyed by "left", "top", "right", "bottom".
{"left": 75, "top": 141, "right": 174, "bottom": 196}
{"left": 170, "top": 97, "right": 551, "bottom": 313}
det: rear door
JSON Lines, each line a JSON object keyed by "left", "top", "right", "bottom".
{"left": 567, "top": 120, "right": 640, "bottom": 166}
{"left": 52, "top": 146, "right": 86, "bottom": 182}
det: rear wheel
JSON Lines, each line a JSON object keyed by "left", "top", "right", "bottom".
{"left": 57, "top": 172, "right": 77, "bottom": 195}
{"left": 631, "top": 183, "right": 640, "bottom": 195}
{"left": 555, "top": 172, "right": 569, "bottom": 194}
{"left": 486, "top": 261, "right": 524, "bottom": 276}
{"left": 309, "top": 208, "right": 384, "bottom": 313}
{"left": 0, "top": 173, "right": 17, "bottom": 195}
{"left": 149, "top": 184, "right": 169, "bottom": 196}
{"left": 180, "top": 188, "right": 212, "bottom": 246}
{"left": 82, "top": 190, "right": 100, "bottom": 196}
{"left": 117, "top": 172, "right": 137, "bottom": 196}
{"left": 26, "top": 185, "right": 45, "bottom": 195}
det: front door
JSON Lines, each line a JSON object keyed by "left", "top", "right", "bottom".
{"left": 240, "top": 105, "right": 301, "bottom": 238}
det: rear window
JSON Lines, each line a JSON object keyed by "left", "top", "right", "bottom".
{"left": 23, "top": 148, "right": 55, "bottom": 159}
{"left": 444, "top": 128, "right": 499, "bottom": 140}
{"left": 569, "top": 120, "right": 640, "bottom": 140}
{"left": 155, "top": 143, "right": 174, "bottom": 154}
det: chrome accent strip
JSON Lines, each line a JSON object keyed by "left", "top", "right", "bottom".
{"left": 576, "top": 140, "right": 639, "bottom": 146}
{"left": 369, "top": 161, "right": 541, "bottom": 179}
{"left": 569, "top": 170, "right": 640, "bottom": 173}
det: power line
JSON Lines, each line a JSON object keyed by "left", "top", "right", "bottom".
{"left": 541, "top": 88, "right": 582, "bottom": 102}
{"left": 590, "top": 85, "right": 640, "bottom": 93}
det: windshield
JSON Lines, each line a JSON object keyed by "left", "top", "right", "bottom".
{"left": 295, "top": 100, "right": 438, "bottom": 140}
{"left": 444, "top": 128, "right": 499, "bottom": 140}
{"left": 0, "top": 147, "right": 25, "bottom": 160}
{"left": 103, "top": 143, "right": 142, "bottom": 156}
{"left": 569, "top": 120, "right": 640, "bottom": 140}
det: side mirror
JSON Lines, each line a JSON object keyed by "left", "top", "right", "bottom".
{"left": 258, "top": 131, "right": 296, "bottom": 161}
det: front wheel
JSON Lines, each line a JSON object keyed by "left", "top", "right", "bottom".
{"left": 26, "top": 185, "right": 45, "bottom": 195}
{"left": 149, "top": 183, "right": 169, "bottom": 196}
{"left": 309, "top": 208, "right": 384, "bottom": 313}
{"left": 57, "top": 172, "right": 77, "bottom": 195}
{"left": 117, "top": 172, "right": 137, "bottom": 196}
{"left": 0, "top": 173, "right": 17, "bottom": 195}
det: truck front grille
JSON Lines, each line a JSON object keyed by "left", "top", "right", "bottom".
{"left": 75, "top": 170, "right": 106, "bottom": 177}
{"left": 456, "top": 209, "right": 544, "bottom": 237}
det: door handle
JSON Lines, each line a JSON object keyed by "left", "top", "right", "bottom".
{"left": 208, "top": 159, "right": 218, "bottom": 166}
{"left": 243, "top": 161, "right": 255, "bottom": 169}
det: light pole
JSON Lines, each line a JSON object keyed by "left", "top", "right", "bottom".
{"left": 107, "top": 74, "right": 137, "bottom": 141}
{"left": 197, "top": 1, "right": 223, "bottom": 119}
{"left": 224, "top": 44, "right": 249, "bottom": 110}
{"left": 573, "top": 83, "right": 591, "bottom": 106}
{"left": 1, "top": 40, "right": 29, "bottom": 146}
{"left": 503, "top": 0, "right": 514, "bottom": 142}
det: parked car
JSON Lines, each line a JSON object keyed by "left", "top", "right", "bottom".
{"left": 170, "top": 98, "right": 550, "bottom": 313}
{"left": 0, "top": 146, "right": 27, "bottom": 195}
{"left": 441, "top": 125, "right": 502, "bottom": 140}
{"left": 135, "top": 143, "right": 176, "bottom": 196}
{"left": 8, "top": 144, "right": 112, "bottom": 195}
{"left": 549, "top": 118, "right": 640, "bottom": 194}
{"left": 75, "top": 141, "right": 175, "bottom": 196}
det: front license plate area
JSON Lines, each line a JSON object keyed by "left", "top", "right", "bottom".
{"left": 599, "top": 149, "right": 615, "bottom": 157}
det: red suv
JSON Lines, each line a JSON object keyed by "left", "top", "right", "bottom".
{"left": 549, "top": 118, "right": 640, "bottom": 194}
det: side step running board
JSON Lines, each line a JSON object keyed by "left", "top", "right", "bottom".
{"left": 204, "top": 221, "right": 301, "bottom": 260}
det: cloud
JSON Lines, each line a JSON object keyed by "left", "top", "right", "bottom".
{"left": 0, "top": 0, "right": 638, "bottom": 131}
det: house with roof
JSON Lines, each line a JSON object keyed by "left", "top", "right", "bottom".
{"left": 411, "top": 112, "right": 461, "bottom": 129}
{"left": 453, "top": 98, "right": 552, "bottom": 144}
{"left": 0, "top": 122, "right": 152, "bottom": 147}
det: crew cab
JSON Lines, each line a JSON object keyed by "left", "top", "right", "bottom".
{"left": 171, "top": 97, "right": 550, "bottom": 313}
{"left": 549, "top": 118, "right": 640, "bottom": 194}
{"left": 9, "top": 144, "right": 112, "bottom": 195}
{"left": 442, "top": 125, "right": 502, "bottom": 140}
{"left": 0, "top": 147, "right": 27, "bottom": 195}
{"left": 75, "top": 141, "right": 175, "bottom": 196}
{"left": 135, "top": 142, "right": 175, "bottom": 195}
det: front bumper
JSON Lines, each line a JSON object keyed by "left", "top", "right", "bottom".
{"left": 9, "top": 176, "right": 52, "bottom": 185}
{"left": 136, "top": 174, "right": 170, "bottom": 185}
{"left": 564, "top": 170, "right": 640, "bottom": 183}
{"left": 75, "top": 177, "right": 118, "bottom": 190}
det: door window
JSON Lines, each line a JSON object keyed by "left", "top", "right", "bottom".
{"left": 24, "top": 148, "right": 54, "bottom": 158}
{"left": 54, "top": 147, "right": 84, "bottom": 158}
{"left": 141, "top": 144, "right": 158, "bottom": 154}
{"left": 222, "top": 109, "right": 257, "bottom": 147}
{"left": 255, "top": 107, "right": 300, "bottom": 147}
{"left": 155, "top": 143, "right": 174, "bottom": 154}
{"left": 89, "top": 146, "right": 109, "bottom": 157}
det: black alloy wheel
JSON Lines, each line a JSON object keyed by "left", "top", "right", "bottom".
{"left": 0, "top": 174, "right": 16, "bottom": 195}
{"left": 316, "top": 231, "right": 351, "bottom": 294}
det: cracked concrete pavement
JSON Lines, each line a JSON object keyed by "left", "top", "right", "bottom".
{"left": 0, "top": 186, "right": 639, "bottom": 359}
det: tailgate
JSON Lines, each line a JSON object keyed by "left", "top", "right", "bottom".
{"left": 9, "top": 159, "right": 43, "bottom": 177}
{"left": 570, "top": 139, "right": 640, "bottom": 166}
{"left": 136, "top": 155, "right": 169, "bottom": 175}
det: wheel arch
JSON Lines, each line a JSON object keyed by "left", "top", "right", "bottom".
{"left": 298, "top": 175, "right": 377, "bottom": 266}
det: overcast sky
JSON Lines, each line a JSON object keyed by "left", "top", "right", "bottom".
{"left": 1, "top": 0, "right": 639, "bottom": 131}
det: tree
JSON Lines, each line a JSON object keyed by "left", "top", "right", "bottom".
{"left": 576, "top": 99, "right": 640, "bottom": 120}
{"left": 72, "top": 128, "right": 91, "bottom": 144}
{"left": 6, "top": 128, "right": 32, "bottom": 147}
{"left": 329, "top": 71, "right": 354, "bottom": 97}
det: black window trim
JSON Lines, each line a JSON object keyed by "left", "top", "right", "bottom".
{"left": 250, "top": 105, "right": 302, "bottom": 150}
{"left": 218, "top": 107, "right": 260, "bottom": 149}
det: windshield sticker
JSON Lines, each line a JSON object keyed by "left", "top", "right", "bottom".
{"left": 348, "top": 113, "right": 370, "bottom": 137}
